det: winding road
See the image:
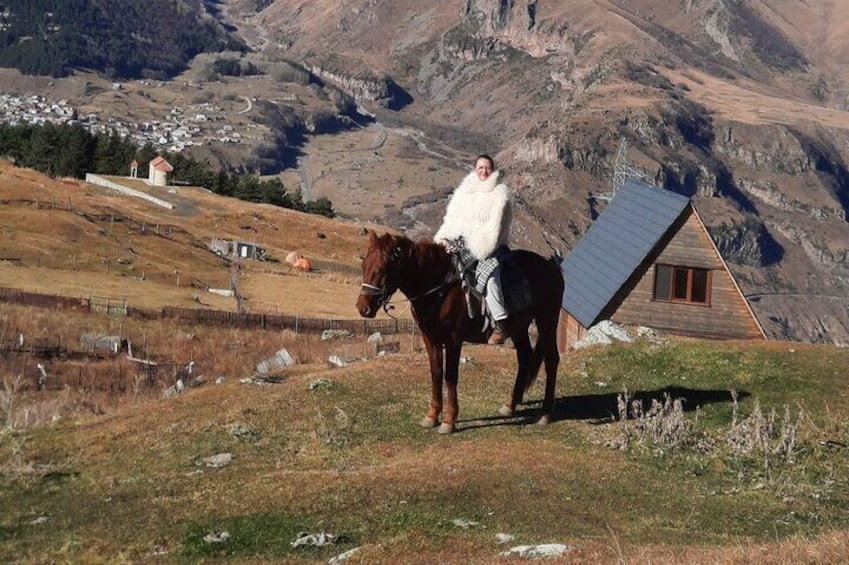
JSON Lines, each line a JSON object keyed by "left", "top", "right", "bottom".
{"left": 238, "top": 96, "right": 252, "bottom": 115}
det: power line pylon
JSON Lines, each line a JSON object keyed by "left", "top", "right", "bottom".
{"left": 594, "top": 137, "right": 644, "bottom": 202}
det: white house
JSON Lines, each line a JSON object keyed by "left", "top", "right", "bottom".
{"left": 148, "top": 156, "right": 173, "bottom": 186}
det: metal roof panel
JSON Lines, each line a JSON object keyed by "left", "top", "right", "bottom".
{"left": 561, "top": 180, "right": 690, "bottom": 327}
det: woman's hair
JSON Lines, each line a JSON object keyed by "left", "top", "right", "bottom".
{"left": 475, "top": 154, "right": 495, "bottom": 169}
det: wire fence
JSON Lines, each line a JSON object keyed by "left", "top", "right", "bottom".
{"left": 0, "top": 341, "right": 192, "bottom": 395}
{"left": 0, "top": 286, "right": 418, "bottom": 336}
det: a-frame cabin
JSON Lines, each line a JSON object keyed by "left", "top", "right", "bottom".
{"left": 558, "top": 179, "right": 765, "bottom": 352}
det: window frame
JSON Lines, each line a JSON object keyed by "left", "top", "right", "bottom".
{"left": 652, "top": 264, "right": 712, "bottom": 306}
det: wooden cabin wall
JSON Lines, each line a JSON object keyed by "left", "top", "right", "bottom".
{"left": 558, "top": 310, "right": 588, "bottom": 353}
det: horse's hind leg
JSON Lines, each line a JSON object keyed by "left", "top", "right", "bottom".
{"left": 499, "top": 330, "right": 532, "bottom": 417}
{"left": 420, "top": 335, "right": 443, "bottom": 429}
{"left": 536, "top": 323, "right": 560, "bottom": 426}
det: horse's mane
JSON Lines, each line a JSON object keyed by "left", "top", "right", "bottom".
{"left": 407, "top": 236, "right": 452, "bottom": 273}
{"left": 371, "top": 232, "right": 452, "bottom": 273}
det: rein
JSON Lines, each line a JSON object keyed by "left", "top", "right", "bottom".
{"left": 359, "top": 281, "right": 449, "bottom": 318}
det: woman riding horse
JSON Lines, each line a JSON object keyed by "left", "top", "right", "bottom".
{"left": 357, "top": 230, "right": 563, "bottom": 434}
{"left": 434, "top": 154, "right": 511, "bottom": 345}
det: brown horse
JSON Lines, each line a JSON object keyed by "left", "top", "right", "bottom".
{"left": 356, "top": 231, "right": 564, "bottom": 434}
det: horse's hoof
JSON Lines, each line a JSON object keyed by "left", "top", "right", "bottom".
{"left": 420, "top": 416, "right": 438, "bottom": 428}
{"left": 497, "top": 405, "right": 514, "bottom": 418}
{"left": 536, "top": 415, "right": 550, "bottom": 426}
{"left": 437, "top": 422, "right": 455, "bottom": 435}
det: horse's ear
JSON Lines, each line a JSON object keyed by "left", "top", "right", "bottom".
{"left": 367, "top": 229, "right": 377, "bottom": 244}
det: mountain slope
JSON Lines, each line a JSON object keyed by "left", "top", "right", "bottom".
{"left": 0, "top": 0, "right": 243, "bottom": 78}
{"left": 1, "top": 1, "right": 845, "bottom": 342}
{"left": 228, "top": 0, "right": 849, "bottom": 344}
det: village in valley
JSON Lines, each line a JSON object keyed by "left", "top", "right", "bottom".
{"left": 0, "top": 90, "right": 253, "bottom": 152}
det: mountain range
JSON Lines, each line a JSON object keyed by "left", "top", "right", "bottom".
{"left": 1, "top": 0, "right": 848, "bottom": 344}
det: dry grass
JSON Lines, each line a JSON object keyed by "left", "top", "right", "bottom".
{"left": 0, "top": 300, "right": 418, "bottom": 429}
{"left": 0, "top": 161, "right": 410, "bottom": 319}
{"left": 1, "top": 329, "right": 848, "bottom": 563}
{"left": 661, "top": 68, "right": 849, "bottom": 131}
{"left": 617, "top": 530, "right": 849, "bottom": 564}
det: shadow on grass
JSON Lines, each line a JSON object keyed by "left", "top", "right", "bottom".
{"left": 455, "top": 386, "right": 748, "bottom": 432}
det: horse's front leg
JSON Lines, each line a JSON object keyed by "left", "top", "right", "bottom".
{"left": 438, "top": 341, "right": 462, "bottom": 435}
{"left": 499, "top": 330, "right": 533, "bottom": 418}
{"left": 420, "top": 334, "right": 443, "bottom": 429}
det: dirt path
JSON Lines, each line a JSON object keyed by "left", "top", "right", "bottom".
{"left": 238, "top": 95, "right": 252, "bottom": 115}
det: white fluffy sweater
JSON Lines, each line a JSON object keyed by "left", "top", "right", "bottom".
{"left": 434, "top": 170, "right": 512, "bottom": 260}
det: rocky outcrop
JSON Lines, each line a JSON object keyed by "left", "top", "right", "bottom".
{"left": 735, "top": 179, "right": 790, "bottom": 210}
{"left": 309, "top": 66, "right": 412, "bottom": 110}
{"left": 621, "top": 98, "right": 715, "bottom": 152}
{"left": 715, "top": 124, "right": 849, "bottom": 220}
{"left": 708, "top": 217, "right": 783, "bottom": 267}
{"left": 513, "top": 134, "right": 609, "bottom": 176}
{"left": 735, "top": 178, "right": 846, "bottom": 220}
{"left": 714, "top": 124, "right": 815, "bottom": 174}
{"left": 702, "top": 4, "right": 739, "bottom": 62}
{"left": 513, "top": 135, "right": 562, "bottom": 165}
{"left": 458, "top": 0, "right": 583, "bottom": 58}
{"left": 767, "top": 221, "right": 841, "bottom": 268}
{"left": 442, "top": 20, "right": 507, "bottom": 61}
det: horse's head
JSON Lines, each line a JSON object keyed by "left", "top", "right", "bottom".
{"left": 357, "top": 231, "right": 405, "bottom": 318}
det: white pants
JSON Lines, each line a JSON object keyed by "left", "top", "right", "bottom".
{"left": 485, "top": 265, "right": 507, "bottom": 321}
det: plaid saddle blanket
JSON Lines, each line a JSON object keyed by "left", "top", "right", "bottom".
{"left": 445, "top": 239, "right": 531, "bottom": 317}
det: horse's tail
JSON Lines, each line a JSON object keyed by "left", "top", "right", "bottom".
{"left": 524, "top": 343, "right": 546, "bottom": 394}
{"left": 549, "top": 250, "right": 565, "bottom": 298}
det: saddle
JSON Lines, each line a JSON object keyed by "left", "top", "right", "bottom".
{"left": 445, "top": 237, "right": 532, "bottom": 321}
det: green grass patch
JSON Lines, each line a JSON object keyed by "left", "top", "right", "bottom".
{"left": 3, "top": 340, "right": 849, "bottom": 562}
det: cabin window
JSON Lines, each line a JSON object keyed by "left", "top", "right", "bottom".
{"left": 653, "top": 264, "right": 711, "bottom": 305}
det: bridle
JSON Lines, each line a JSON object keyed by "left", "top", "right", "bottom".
{"left": 359, "top": 280, "right": 448, "bottom": 318}
{"left": 359, "top": 243, "right": 456, "bottom": 318}
{"left": 359, "top": 282, "right": 392, "bottom": 312}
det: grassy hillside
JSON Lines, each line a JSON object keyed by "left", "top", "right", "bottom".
{"left": 0, "top": 162, "right": 400, "bottom": 319}
{"left": 0, "top": 163, "right": 847, "bottom": 563}
{"left": 1, "top": 335, "right": 848, "bottom": 563}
